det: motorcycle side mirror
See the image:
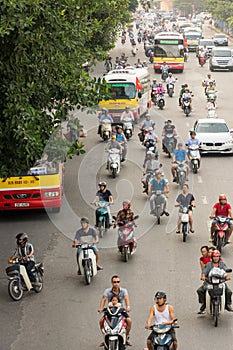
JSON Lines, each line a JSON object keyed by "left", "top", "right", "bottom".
{"left": 134, "top": 215, "right": 139, "bottom": 220}
{"left": 138, "top": 92, "right": 142, "bottom": 98}
{"left": 112, "top": 215, "right": 117, "bottom": 220}
{"left": 159, "top": 163, "right": 163, "bottom": 168}
{"left": 226, "top": 269, "right": 232, "bottom": 273}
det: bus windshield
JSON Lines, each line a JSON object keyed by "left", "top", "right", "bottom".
{"left": 154, "top": 44, "right": 183, "bottom": 58}
{"left": 107, "top": 83, "right": 136, "bottom": 99}
{"left": 184, "top": 32, "right": 202, "bottom": 40}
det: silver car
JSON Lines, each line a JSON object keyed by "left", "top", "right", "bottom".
{"left": 194, "top": 118, "right": 233, "bottom": 154}
{"left": 213, "top": 34, "right": 228, "bottom": 46}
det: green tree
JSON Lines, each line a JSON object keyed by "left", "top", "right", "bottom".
{"left": 173, "top": 0, "right": 207, "bottom": 16}
{"left": 0, "top": 0, "right": 131, "bottom": 177}
{"left": 206, "top": 0, "right": 233, "bottom": 23}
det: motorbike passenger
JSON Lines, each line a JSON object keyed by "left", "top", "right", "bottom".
{"left": 162, "top": 120, "right": 177, "bottom": 152}
{"left": 98, "top": 108, "right": 113, "bottom": 135}
{"left": 185, "top": 130, "right": 201, "bottom": 163}
{"left": 92, "top": 182, "right": 113, "bottom": 228}
{"left": 72, "top": 217, "right": 103, "bottom": 275}
{"left": 198, "top": 47, "right": 207, "bottom": 64}
{"left": 105, "top": 134, "right": 122, "bottom": 169}
{"left": 209, "top": 194, "right": 233, "bottom": 243}
{"left": 115, "top": 125, "right": 127, "bottom": 162}
{"left": 197, "top": 250, "right": 233, "bottom": 313}
{"left": 199, "top": 245, "right": 211, "bottom": 271}
{"left": 98, "top": 275, "right": 132, "bottom": 346}
{"left": 142, "top": 151, "right": 160, "bottom": 194}
{"left": 165, "top": 73, "right": 176, "bottom": 94}
{"left": 171, "top": 143, "right": 189, "bottom": 181}
{"left": 146, "top": 291, "right": 178, "bottom": 350}
{"left": 11, "top": 233, "right": 38, "bottom": 285}
{"left": 174, "top": 183, "right": 195, "bottom": 233}
{"left": 148, "top": 170, "right": 169, "bottom": 216}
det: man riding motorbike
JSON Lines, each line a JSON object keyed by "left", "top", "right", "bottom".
{"left": 209, "top": 194, "right": 233, "bottom": 243}
{"left": 165, "top": 72, "right": 176, "bottom": 94}
{"left": 143, "top": 127, "right": 159, "bottom": 145}
{"left": 141, "top": 114, "right": 155, "bottom": 131}
{"left": 171, "top": 143, "right": 189, "bottom": 182}
{"left": 120, "top": 106, "right": 134, "bottom": 124}
{"left": 162, "top": 119, "right": 177, "bottom": 152}
{"left": 202, "top": 73, "right": 216, "bottom": 95}
{"left": 105, "top": 134, "right": 122, "bottom": 169}
{"left": 115, "top": 125, "right": 127, "bottom": 162}
{"left": 92, "top": 182, "right": 113, "bottom": 228}
{"left": 148, "top": 170, "right": 169, "bottom": 216}
{"left": 146, "top": 291, "right": 178, "bottom": 350}
{"left": 185, "top": 130, "right": 201, "bottom": 163}
{"left": 174, "top": 183, "right": 195, "bottom": 233}
{"left": 98, "top": 108, "right": 113, "bottom": 135}
{"left": 142, "top": 151, "right": 160, "bottom": 194}
{"left": 197, "top": 250, "right": 233, "bottom": 313}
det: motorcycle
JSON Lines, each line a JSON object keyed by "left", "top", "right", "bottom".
{"left": 144, "top": 139, "right": 158, "bottom": 158}
{"left": 94, "top": 201, "right": 110, "bottom": 238}
{"left": 207, "top": 103, "right": 217, "bottom": 118}
{"left": 131, "top": 46, "right": 137, "bottom": 57}
{"left": 182, "top": 97, "right": 192, "bottom": 116}
{"left": 162, "top": 134, "right": 176, "bottom": 158}
{"left": 123, "top": 121, "right": 133, "bottom": 140}
{"left": 100, "top": 305, "right": 127, "bottom": 349}
{"left": 75, "top": 243, "right": 97, "bottom": 285}
{"left": 167, "top": 83, "right": 175, "bottom": 97}
{"left": 188, "top": 144, "right": 200, "bottom": 174}
{"left": 149, "top": 51, "right": 154, "bottom": 64}
{"left": 174, "top": 160, "right": 187, "bottom": 188}
{"left": 100, "top": 120, "right": 112, "bottom": 141}
{"left": 157, "top": 92, "right": 165, "bottom": 110}
{"left": 161, "top": 66, "right": 169, "bottom": 81}
{"left": 151, "top": 88, "right": 157, "bottom": 105}
{"left": 213, "top": 216, "right": 230, "bottom": 253}
{"left": 107, "top": 148, "right": 121, "bottom": 178}
{"left": 113, "top": 216, "right": 139, "bottom": 262}
{"left": 150, "top": 190, "right": 167, "bottom": 225}
{"left": 206, "top": 267, "right": 232, "bottom": 327}
{"left": 177, "top": 204, "right": 192, "bottom": 242}
{"left": 147, "top": 321, "right": 179, "bottom": 349}
{"left": 199, "top": 55, "right": 206, "bottom": 67}
{"left": 6, "top": 258, "right": 44, "bottom": 301}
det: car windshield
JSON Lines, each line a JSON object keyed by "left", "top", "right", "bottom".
{"left": 196, "top": 123, "right": 229, "bottom": 133}
{"left": 213, "top": 50, "right": 231, "bottom": 57}
{"left": 215, "top": 35, "right": 225, "bottom": 38}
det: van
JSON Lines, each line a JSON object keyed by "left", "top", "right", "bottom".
{"left": 209, "top": 47, "right": 233, "bottom": 71}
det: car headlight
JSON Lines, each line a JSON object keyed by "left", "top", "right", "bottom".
{"left": 44, "top": 191, "right": 60, "bottom": 197}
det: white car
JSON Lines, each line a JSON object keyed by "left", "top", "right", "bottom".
{"left": 194, "top": 118, "right": 233, "bottom": 154}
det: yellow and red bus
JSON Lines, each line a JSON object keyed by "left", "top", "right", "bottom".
{"left": 153, "top": 32, "right": 185, "bottom": 73}
{"left": 99, "top": 67, "right": 151, "bottom": 123}
{"left": 0, "top": 162, "right": 63, "bottom": 212}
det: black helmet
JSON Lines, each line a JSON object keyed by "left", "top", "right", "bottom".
{"left": 154, "top": 291, "right": 166, "bottom": 299}
{"left": 98, "top": 181, "right": 107, "bottom": 188}
{"left": 16, "top": 232, "right": 28, "bottom": 246}
{"left": 190, "top": 130, "right": 196, "bottom": 136}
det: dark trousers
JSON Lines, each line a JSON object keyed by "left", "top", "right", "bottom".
{"left": 197, "top": 283, "right": 232, "bottom": 306}
{"left": 24, "top": 261, "right": 36, "bottom": 283}
{"left": 96, "top": 211, "right": 110, "bottom": 228}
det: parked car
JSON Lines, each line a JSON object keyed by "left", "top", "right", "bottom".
{"left": 213, "top": 34, "right": 228, "bottom": 46}
{"left": 194, "top": 118, "right": 233, "bottom": 154}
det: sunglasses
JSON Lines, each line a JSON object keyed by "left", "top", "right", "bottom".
{"left": 113, "top": 280, "right": 120, "bottom": 283}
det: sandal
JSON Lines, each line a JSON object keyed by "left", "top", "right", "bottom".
{"left": 176, "top": 230, "right": 180, "bottom": 234}
{"left": 190, "top": 229, "right": 195, "bottom": 233}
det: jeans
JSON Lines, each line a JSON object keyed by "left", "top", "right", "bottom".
{"left": 24, "top": 261, "right": 36, "bottom": 283}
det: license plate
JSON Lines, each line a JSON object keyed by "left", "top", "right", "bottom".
{"left": 15, "top": 203, "right": 30, "bottom": 207}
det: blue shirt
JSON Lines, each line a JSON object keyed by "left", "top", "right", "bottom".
{"left": 173, "top": 149, "right": 186, "bottom": 161}
{"left": 185, "top": 138, "right": 200, "bottom": 147}
{"left": 149, "top": 178, "right": 167, "bottom": 191}
{"left": 99, "top": 114, "right": 113, "bottom": 123}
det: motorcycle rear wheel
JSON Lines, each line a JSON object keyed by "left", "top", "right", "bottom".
{"left": 8, "top": 279, "right": 23, "bottom": 301}
{"left": 157, "top": 216, "right": 160, "bottom": 225}
{"left": 182, "top": 223, "right": 187, "bottom": 242}
{"left": 168, "top": 88, "right": 173, "bottom": 97}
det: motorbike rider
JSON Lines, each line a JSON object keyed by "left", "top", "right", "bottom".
{"left": 162, "top": 120, "right": 177, "bottom": 152}
{"left": 105, "top": 134, "right": 122, "bottom": 169}
{"left": 99, "top": 275, "right": 132, "bottom": 346}
{"left": 174, "top": 183, "right": 195, "bottom": 233}
{"left": 178, "top": 83, "right": 188, "bottom": 106}
{"left": 209, "top": 194, "right": 233, "bottom": 243}
{"left": 181, "top": 87, "right": 192, "bottom": 108}
{"left": 151, "top": 79, "right": 158, "bottom": 100}
{"left": 143, "top": 127, "right": 159, "bottom": 145}
{"left": 206, "top": 80, "right": 217, "bottom": 102}
{"left": 160, "top": 61, "right": 169, "bottom": 75}
{"left": 197, "top": 249, "right": 233, "bottom": 313}
{"left": 165, "top": 73, "right": 176, "bottom": 94}
{"left": 115, "top": 200, "right": 135, "bottom": 227}
{"left": 199, "top": 245, "right": 211, "bottom": 271}
{"left": 115, "top": 125, "right": 127, "bottom": 162}
{"left": 202, "top": 73, "right": 216, "bottom": 95}
{"left": 146, "top": 291, "right": 178, "bottom": 350}
{"left": 92, "top": 181, "right": 113, "bottom": 228}
{"left": 142, "top": 151, "right": 160, "bottom": 194}
{"left": 72, "top": 217, "right": 103, "bottom": 275}
{"left": 171, "top": 142, "right": 189, "bottom": 182}
{"left": 148, "top": 170, "right": 169, "bottom": 216}
{"left": 156, "top": 82, "right": 165, "bottom": 94}
{"left": 98, "top": 108, "right": 113, "bottom": 135}
{"left": 11, "top": 233, "right": 38, "bottom": 285}
{"left": 198, "top": 47, "right": 207, "bottom": 64}
{"left": 141, "top": 113, "right": 155, "bottom": 131}
{"left": 185, "top": 130, "right": 201, "bottom": 163}
{"left": 120, "top": 106, "right": 134, "bottom": 124}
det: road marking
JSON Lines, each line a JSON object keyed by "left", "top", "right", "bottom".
{"left": 197, "top": 176, "right": 203, "bottom": 183}
{"left": 201, "top": 196, "right": 208, "bottom": 204}
{"left": 186, "top": 122, "right": 190, "bottom": 127}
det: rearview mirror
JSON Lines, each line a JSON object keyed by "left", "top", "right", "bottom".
{"left": 138, "top": 92, "right": 142, "bottom": 98}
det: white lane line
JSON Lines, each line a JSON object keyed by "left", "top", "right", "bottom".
{"left": 201, "top": 196, "right": 208, "bottom": 204}
{"left": 198, "top": 176, "right": 203, "bottom": 183}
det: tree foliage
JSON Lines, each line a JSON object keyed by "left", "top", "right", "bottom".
{"left": 173, "top": 0, "right": 207, "bottom": 15}
{"left": 0, "top": 0, "right": 132, "bottom": 176}
{"left": 206, "top": 0, "right": 233, "bottom": 24}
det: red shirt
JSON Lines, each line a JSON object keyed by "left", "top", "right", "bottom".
{"left": 213, "top": 202, "right": 231, "bottom": 217}
{"left": 200, "top": 256, "right": 211, "bottom": 265}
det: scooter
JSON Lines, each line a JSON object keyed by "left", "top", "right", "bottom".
{"left": 94, "top": 201, "right": 110, "bottom": 238}
{"left": 6, "top": 258, "right": 44, "bottom": 301}
{"left": 176, "top": 204, "right": 192, "bottom": 242}
{"left": 206, "top": 267, "right": 232, "bottom": 327}
{"left": 161, "top": 66, "right": 169, "bottom": 81}
{"left": 150, "top": 191, "right": 167, "bottom": 225}
{"left": 182, "top": 97, "right": 191, "bottom": 116}
{"left": 199, "top": 55, "right": 206, "bottom": 67}
{"left": 167, "top": 83, "right": 175, "bottom": 97}
{"left": 162, "top": 134, "right": 176, "bottom": 158}
{"left": 174, "top": 160, "right": 187, "bottom": 188}
{"left": 207, "top": 103, "right": 217, "bottom": 118}
{"left": 188, "top": 144, "right": 200, "bottom": 174}
{"left": 147, "top": 321, "right": 179, "bottom": 349}
{"left": 75, "top": 243, "right": 97, "bottom": 285}
{"left": 100, "top": 120, "right": 112, "bottom": 141}
{"left": 113, "top": 216, "right": 139, "bottom": 262}
{"left": 107, "top": 148, "right": 121, "bottom": 178}
{"left": 123, "top": 121, "right": 133, "bottom": 140}
{"left": 157, "top": 92, "right": 165, "bottom": 110}
{"left": 213, "top": 216, "right": 230, "bottom": 253}
{"left": 149, "top": 51, "right": 154, "bottom": 63}
{"left": 100, "top": 305, "right": 127, "bottom": 349}
{"left": 151, "top": 88, "right": 157, "bottom": 105}
{"left": 144, "top": 139, "right": 158, "bottom": 158}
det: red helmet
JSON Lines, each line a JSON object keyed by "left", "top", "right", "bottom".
{"left": 211, "top": 250, "right": 221, "bottom": 257}
{"left": 123, "top": 200, "right": 131, "bottom": 210}
{"left": 219, "top": 194, "right": 227, "bottom": 201}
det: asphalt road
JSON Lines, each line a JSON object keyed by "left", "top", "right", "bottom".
{"left": 1, "top": 21, "right": 233, "bottom": 350}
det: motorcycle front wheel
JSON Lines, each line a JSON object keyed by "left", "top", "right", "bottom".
{"left": 109, "top": 338, "right": 119, "bottom": 350}
{"left": 84, "top": 263, "right": 92, "bottom": 285}
{"left": 213, "top": 303, "right": 219, "bottom": 327}
{"left": 217, "top": 237, "right": 223, "bottom": 253}
{"left": 34, "top": 272, "right": 43, "bottom": 293}
{"left": 182, "top": 223, "right": 187, "bottom": 242}
{"left": 8, "top": 279, "right": 23, "bottom": 301}
{"left": 112, "top": 168, "right": 117, "bottom": 178}
{"left": 122, "top": 246, "right": 129, "bottom": 262}
{"left": 98, "top": 222, "right": 104, "bottom": 238}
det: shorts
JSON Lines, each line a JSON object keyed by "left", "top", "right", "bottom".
{"left": 77, "top": 246, "right": 98, "bottom": 254}
{"left": 148, "top": 328, "right": 176, "bottom": 342}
